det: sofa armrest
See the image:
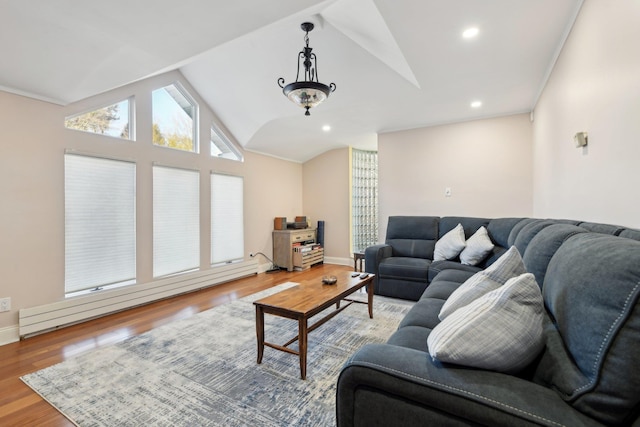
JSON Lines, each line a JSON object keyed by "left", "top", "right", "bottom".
{"left": 337, "top": 344, "right": 604, "bottom": 427}
{"left": 364, "top": 244, "right": 392, "bottom": 292}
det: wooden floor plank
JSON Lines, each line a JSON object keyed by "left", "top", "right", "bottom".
{"left": 0, "top": 264, "right": 351, "bottom": 426}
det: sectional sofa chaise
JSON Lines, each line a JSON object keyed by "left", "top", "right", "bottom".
{"left": 337, "top": 216, "right": 640, "bottom": 427}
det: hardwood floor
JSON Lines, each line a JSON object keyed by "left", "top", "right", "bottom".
{"left": 0, "top": 264, "right": 352, "bottom": 426}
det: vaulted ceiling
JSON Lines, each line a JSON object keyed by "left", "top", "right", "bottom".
{"left": 0, "top": 0, "right": 583, "bottom": 162}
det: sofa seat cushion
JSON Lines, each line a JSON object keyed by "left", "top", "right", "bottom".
{"left": 430, "top": 269, "right": 476, "bottom": 284}
{"left": 427, "top": 260, "right": 481, "bottom": 282}
{"left": 387, "top": 325, "right": 431, "bottom": 351}
{"left": 419, "top": 279, "right": 462, "bottom": 301}
{"left": 398, "top": 298, "right": 445, "bottom": 330}
{"left": 378, "top": 257, "right": 431, "bottom": 281}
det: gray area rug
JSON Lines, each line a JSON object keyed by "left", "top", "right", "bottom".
{"left": 22, "top": 282, "right": 413, "bottom": 426}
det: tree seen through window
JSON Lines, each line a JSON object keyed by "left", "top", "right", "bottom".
{"left": 152, "top": 83, "right": 198, "bottom": 152}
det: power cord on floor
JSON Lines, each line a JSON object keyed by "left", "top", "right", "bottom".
{"left": 250, "top": 252, "right": 281, "bottom": 273}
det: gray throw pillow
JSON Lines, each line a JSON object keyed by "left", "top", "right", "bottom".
{"left": 439, "top": 246, "right": 525, "bottom": 320}
{"left": 460, "top": 226, "right": 494, "bottom": 266}
{"left": 428, "top": 272, "right": 544, "bottom": 373}
{"left": 433, "top": 223, "right": 466, "bottom": 261}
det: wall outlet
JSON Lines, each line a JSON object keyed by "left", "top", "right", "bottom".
{"left": 249, "top": 252, "right": 255, "bottom": 258}
{"left": 445, "top": 187, "right": 452, "bottom": 197}
{"left": 0, "top": 297, "right": 10, "bottom": 312}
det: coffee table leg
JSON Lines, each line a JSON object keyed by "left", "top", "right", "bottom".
{"left": 367, "top": 281, "right": 374, "bottom": 319}
{"left": 256, "top": 306, "right": 264, "bottom": 364}
{"left": 298, "top": 317, "right": 308, "bottom": 380}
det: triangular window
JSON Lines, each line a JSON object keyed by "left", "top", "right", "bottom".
{"left": 65, "top": 98, "right": 133, "bottom": 140}
{"left": 211, "top": 126, "right": 242, "bottom": 161}
{"left": 152, "top": 83, "right": 198, "bottom": 152}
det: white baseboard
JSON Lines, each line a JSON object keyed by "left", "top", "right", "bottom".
{"left": 0, "top": 325, "right": 19, "bottom": 346}
{"left": 257, "top": 258, "right": 354, "bottom": 272}
{"left": 20, "top": 261, "right": 258, "bottom": 338}
{"left": 324, "top": 256, "right": 354, "bottom": 268}
{"left": 256, "top": 261, "right": 274, "bottom": 273}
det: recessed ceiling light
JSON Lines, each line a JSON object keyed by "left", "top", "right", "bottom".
{"left": 322, "top": 125, "right": 331, "bottom": 132}
{"left": 462, "top": 27, "right": 479, "bottom": 39}
{"left": 471, "top": 100, "right": 482, "bottom": 108}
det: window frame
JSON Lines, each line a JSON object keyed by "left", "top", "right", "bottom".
{"left": 210, "top": 172, "right": 244, "bottom": 265}
{"left": 152, "top": 164, "right": 201, "bottom": 278}
{"left": 151, "top": 82, "right": 199, "bottom": 153}
{"left": 210, "top": 125, "right": 243, "bottom": 162}
{"left": 64, "top": 152, "right": 137, "bottom": 296}
{"left": 64, "top": 97, "right": 135, "bottom": 141}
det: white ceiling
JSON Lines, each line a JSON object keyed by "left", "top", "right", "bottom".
{"left": 0, "top": 0, "right": 583, "bottom": 162}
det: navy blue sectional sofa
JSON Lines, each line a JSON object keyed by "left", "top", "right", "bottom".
{"left": 337, "top": 216, "right": 640, "bottom": 427}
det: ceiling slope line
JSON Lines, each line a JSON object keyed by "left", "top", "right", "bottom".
{"left": 321, "top": 0, "right": 420, "bottom": 88}
{"left": 531, "top": 0, "right": 585, "bottom": 112}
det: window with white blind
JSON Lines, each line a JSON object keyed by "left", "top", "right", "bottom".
{"left": 211, "top": 173, "right": 244, "bottom": 264}
{"left": 351, "top": 149, "right": 379, "bottom": 253}
{"left": 153, "top": 165, "right": 200, "bottom": 277}
{"left": 64, "top": 153, "right": 136, "bottom": 294}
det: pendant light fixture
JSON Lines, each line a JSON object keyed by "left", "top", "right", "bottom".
{"left": 278, "top": 22, "right": 336, "bottom": 116}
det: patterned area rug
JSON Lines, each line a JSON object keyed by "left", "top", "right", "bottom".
{"left": 22, "top": 282, "right": 413, "bottom": 426}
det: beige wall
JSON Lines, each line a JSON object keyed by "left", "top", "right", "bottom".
{"left": 0, "top": 71, "right": 303, "bottom": 336}
{"left": 3, "top": 0, "right": 638, "bottom": 341}
{"left": 532, "top": 1, "right": 640, "bottom": 228}
{"left": 302, "top": 148, "right": 351, "bottom": 263}
{"left": 244, "top": 150, "right": 303, "bottom": 258}
{"left": 377, "top": 114, "right": 533, "bottom": 239}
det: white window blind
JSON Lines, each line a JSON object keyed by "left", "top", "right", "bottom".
{"left": 153, "top": 165, "right": 200, "bottom": 277}
{"left": 211, "top": 173, "right": 244, "bottom": 264}
{"left": 64, "top": 154, "right": 136, "bottom": 294}
{"left": 352, "top": 149, "right": 379, "bottom": 252}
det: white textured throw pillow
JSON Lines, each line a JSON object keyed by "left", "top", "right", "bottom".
{"left": 427, "top": 272, "right": 544, "bottom": 373}
{"left": 439, "top": 246, "right": 526, "bottom": 320}
{"left": 433, "top": 223, "right": 466, "bottom": 261}
{"left": 460, "top": 226, "right": 494, "bottom": 266}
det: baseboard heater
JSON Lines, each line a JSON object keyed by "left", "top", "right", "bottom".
{"left": 19, "top": 260, "right": 258, "bottom": 338}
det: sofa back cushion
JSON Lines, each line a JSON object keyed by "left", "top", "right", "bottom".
{"left": 487, "top": 218, "right": 526, "bottom": 248}
{"left": 521, "top": 224, "right": 587, "bottom": 288}
{"left": 483, "top": 218, "right": 527, "bottom": 266}
{"left": 576, "top": 221, "right": 624, "bottom": 235}
{"left": 386, "top": 216, "right": 439, "bottom": 258}
{"left": 439, "top": 216, "right": 489, "bottom": 239}
{"left": 619, "top": 228, "right": 640, "bottom": 241}
{"left": 533, "top": 233, "right": 640, "bottom": 425}
{"left": 507, "top": 218, "right": 538, "bottom": 246}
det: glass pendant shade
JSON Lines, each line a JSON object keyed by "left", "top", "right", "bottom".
{"left": 283, "top": 82, "right": 331, "bottom": 115}
{"left": 278, "top": 22, "right": 336, "bottom": 116}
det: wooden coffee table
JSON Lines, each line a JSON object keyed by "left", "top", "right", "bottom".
{"left": 254, "top": 271, "right": 374, "bottom": 379}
